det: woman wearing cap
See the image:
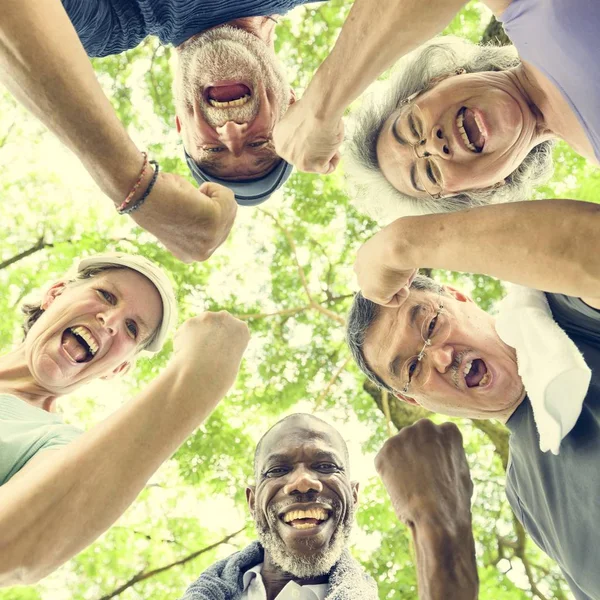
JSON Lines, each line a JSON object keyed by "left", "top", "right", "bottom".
{"left": 0, "top": 253, "right": 250, "bottom": 586}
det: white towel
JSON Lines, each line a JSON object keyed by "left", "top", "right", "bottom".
{"left": 495, "top": 285, "right": 592, "bottom": 454}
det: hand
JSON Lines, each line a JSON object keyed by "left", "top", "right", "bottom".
{"left": 354, "top": 225, "right": 418, "bottom": 307}
{"left": 375, "top": 419, "right": 473, "bottom": 527}
{"left": 172, "top": 312, "right": 250, "bottom": 402}
{"left": 130, "top": 172, "right": 238, "bottom": 263}
{"left": 273, "top": 97, "right": 344, "bottom": 174}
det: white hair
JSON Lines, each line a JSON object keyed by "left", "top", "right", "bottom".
{"left": 345, "top": 36, "right": 555, "bottom": 224}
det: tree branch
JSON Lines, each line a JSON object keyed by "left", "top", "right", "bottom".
{"left": 0, "top": 123, "right": 16, "bottom": 149}
{"left": 0, "top": 237, "right": 53, "bottom": 271}
{"left": 237, "top": 306, "right": 310, "bottom": 321}
{"left": 313, "top": 355, "right": 352, "bottom": 411}
{"left": 97, "top": 526, "right": 247, "bottom": 600}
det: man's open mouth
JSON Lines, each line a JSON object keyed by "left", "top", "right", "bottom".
{"left": 456, "top": 107, "right": 485, "bottom": 153}
{"left": 205, "top": 83, "right": 252, "bottom": 108}
{"left": 280, "top": 507, "right": 331, "bottom": 531}
{"left": 463, "top": 358, "right": 491, "bottom": 388}
{"left": 61, "top": 326, "right": 99, "bottom": 363}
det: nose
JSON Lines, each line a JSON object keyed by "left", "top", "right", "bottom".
{"left": 97, "top": 309, "right": 121, "bottom": 337}
{"left": 428, "top": 344, "right": 454, "bottom": 373}
{"left": 283, "top": 467, "right": 323, "bottom": 495}
{"left": 215, "top": 121, "right": 249, "bottom": 156}
{"left": 421, "top": 126, "right": 451, "bottom": 158}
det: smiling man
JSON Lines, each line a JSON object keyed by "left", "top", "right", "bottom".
{"left": 182, "top": 413, "right": 480, "bottom": 600}
{"left": 348, "top": 199, "right": 600, "bottom": 599}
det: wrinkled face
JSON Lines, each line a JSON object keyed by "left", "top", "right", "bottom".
{"left": 376, "top": 70, "right": 541, "bottom": 200}
{"left": 247, "top": 419, "right": 358, "bottom": 579}
{"left": 362, "top": 289, "right": 525, "bottom": 420}
{"left": 174, "top": 26, "right": 293, "bottom": 181}
{"left": 25, "top": 269, "right": 163, "bottom": 394}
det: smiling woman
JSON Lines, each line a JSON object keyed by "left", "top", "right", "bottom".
{"left": 346, "top": 36, "right": 555, "bottom": 221}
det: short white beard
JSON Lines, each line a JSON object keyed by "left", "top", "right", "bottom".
{"left": 255, "top": 504, "right": 354, "bottom": 579}
{"left": 173, "top": 25, "right": 290, "bottom": 128}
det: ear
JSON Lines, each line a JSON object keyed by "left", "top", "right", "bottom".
{"left": 443, "top": 285, "right": 473, "bottom": 304}
{"left": 175, "top": 115, "right": 182, "bottom": 134}
{"left": 288, "top": 87, "right": 297, "bottom": 106}
{"left": 246, "top": 486, "right": 256, "bottom": 516}
{"left": 100, "top": 361, "right": 131, "bottom": 380}
{"left": 392, "top": 390, "right": 420, "bottom": 406}
{"left": 351, "top": 481, "right": 360, "bottom": 507}
{"left": 41, "top": 281, "right": 67, "bottom": 310}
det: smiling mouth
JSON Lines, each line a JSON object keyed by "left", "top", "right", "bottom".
{"left": 281, "top": 507, "right": 331, "bottom": 530}
{"left": 61, "top": 326, "right": 99, "bottom": 363}
{"left": 206, "top": 83, "right": 252, "bottom": 108}
{"left": 456, "top": 107, "right": 485, "bottom": 153}
{"left": 463, "top": 358, "right": 491, "bottom": 388}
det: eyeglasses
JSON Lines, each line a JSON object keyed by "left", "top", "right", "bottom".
{"left": 400, "top": 299, "right": 452, "bottom": 396}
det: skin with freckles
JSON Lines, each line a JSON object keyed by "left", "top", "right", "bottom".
{"left": 174, "top": 22, "right": 295, "bottom": 181}
{"left": 363, "top": 288, "right": 526, "bottom": 421}
{"left": 377, "top": 67, "right": 552, "bottom": 199}
{"left": 246, "top": 415, "right": 358, "bottom": 592}
{"left": 23, "top": 270, "right": 163, "bottom": 396}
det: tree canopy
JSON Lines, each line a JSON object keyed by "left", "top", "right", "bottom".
{"left": 1, "top": 1, "right": 597, "bottom": 598}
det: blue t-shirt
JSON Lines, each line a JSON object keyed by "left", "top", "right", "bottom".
{"left": 505, "top": 294, "right": 600, "bottom": 600}
{"left": 499, "top": 0, "right": 600, "bottom": 161}
{"left": 61, "top": 0, "right": 325, "bottom": 57}
{"left": 0, "top": 393, "right": 82, "bottom": 486}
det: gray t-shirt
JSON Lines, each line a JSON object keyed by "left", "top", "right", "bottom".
{"left": 505, "top": 294, "right": 600, "bottom": 600}
{"left": 0, "top": 393, "right": 82, "bottom": 486}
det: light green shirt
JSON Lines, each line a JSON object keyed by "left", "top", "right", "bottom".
{"left": 0, "top": 393, "right": 82, "bottom": 486}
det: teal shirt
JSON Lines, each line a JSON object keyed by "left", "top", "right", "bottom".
{"left": 0, "top": 393, "right": 82, "bottom": 486}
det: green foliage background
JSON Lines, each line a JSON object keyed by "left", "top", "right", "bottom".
{"left": 1, "top": 1, "right": 597, "bottom": 598}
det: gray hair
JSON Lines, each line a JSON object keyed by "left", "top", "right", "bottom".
{"left": 22, "top": 265, "right": 160, "bottom": 352}
{"left": 346, "top": 274, "right": 444, "bottom": 392}
{"left": 345, "top": 36, "right": 555, "bottom": 223}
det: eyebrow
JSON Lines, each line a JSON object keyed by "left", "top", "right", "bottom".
{"left": 392, "top": 115, "right": 421, "bottom": 194}
{"left": 110, "top": 282, "right": 151, "bottom": 341}
{"left": 387, "top": 303, "right": 424, "bottom": 378}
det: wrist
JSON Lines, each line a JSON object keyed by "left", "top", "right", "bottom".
{"left": 302, "top": 71, "right": 346, "bottom": 122}
{"left": 385, "top": 217, "right": 421, "bottom": 271}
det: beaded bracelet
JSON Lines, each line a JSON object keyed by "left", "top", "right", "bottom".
{"left": 118, "top": 161, "right": 159, "bottom": 215}
{"left": 117, "top": 152, "right": 148, "bottom": 213}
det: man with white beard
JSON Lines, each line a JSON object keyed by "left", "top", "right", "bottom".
{"left": 0, "top": 1, "right": 321, "bottom": 265}
{"left": 181, "top": 413, "right": 479, "bottom": 600}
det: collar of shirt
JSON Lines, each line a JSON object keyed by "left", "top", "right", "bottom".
{"left": 242, "top": 563, "right": 329, "bottom": 600}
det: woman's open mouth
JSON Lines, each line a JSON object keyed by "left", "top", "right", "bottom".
{"left": 61, "top": 326, "right": 99, "bottom": 363}
{"left": 456, "top": 107, "right": 486, "bottom": 153}
{"left": 463, "top": 358, "right": 491, "bottom": 388}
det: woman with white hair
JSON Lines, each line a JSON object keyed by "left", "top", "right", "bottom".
{"left": 274, "top": 0, "right": 599, "bottom": 220}
{"left": 0, "top": 253, "right": 249, "bottom": 586}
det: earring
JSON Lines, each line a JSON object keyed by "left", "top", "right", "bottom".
{"left": 455, "top": 67, "right": 466, "bottom": 75}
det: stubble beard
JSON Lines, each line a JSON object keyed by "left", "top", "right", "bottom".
{"left": 174, "top": 26, "right": 290, "bottom": 128}
{"left": 254, "top": 501, "right": 354, "bottom": 580}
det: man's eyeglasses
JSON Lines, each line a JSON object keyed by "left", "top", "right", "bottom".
{"left": 400, "top": 298, "right": 452, "bottom": 395}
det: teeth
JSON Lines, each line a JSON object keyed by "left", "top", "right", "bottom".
{"left": 463, "top": 360, "right": 473, "bottom": 377}
{"left": 208, "top": 94, "right": 250, "bottom": 108}
{"left": 456, "top": 111, "right": 478, "bottom": 152}
{"left": 282, "top": 508, "right": 329, "bottom": 523}
{"left": 478, "top": 372, "right": 491, "bottom": 387}
{"left": 70, "top": 326, "right": 98, "bottom": 356}
{"left": 292, "top": 522, "right": 319, "bottom": 530}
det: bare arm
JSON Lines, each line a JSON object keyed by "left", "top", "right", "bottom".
{"left": 0, "top": 0, "right": 237, "bottom": 262}
{"left": 375, "top": 420, "right": 478, "bottom": 600}
{"left": 355, "top": 200, "right": 600, "bottom": 306}
{"left": 273, "top": 0, "right": 468, "bottom": 173}
{"left": 0, "top": 313, "right": 249, "bottom": 586}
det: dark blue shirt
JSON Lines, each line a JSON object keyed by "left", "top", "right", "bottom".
{"left": 506, "top": 294, "right": 600, "bottom": 600}
{"left": 62, "top": 0, "right": 322, "bottom": 57}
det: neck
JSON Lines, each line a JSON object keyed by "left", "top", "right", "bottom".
{"left": 261, "top": 553, "right": 328, "bottom": 600}
{"left": 508, "top": 65, "right": 555, "bottom": 142}
{"left": 0, "top": 346, "right": 58, "bottom": 411}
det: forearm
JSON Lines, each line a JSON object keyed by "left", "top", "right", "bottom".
{"left": 0, "top": 0, "right": 142, "bottom": 203}
{"left": 411, "top": 516, "right": 478, "bottom": 600}
{"left": 0, "top": 360, "right": 220, "bottom": 585}
{"left": 305, "top": 0, "right": 468, "bottom": 119}
{"left": 396, "top": 200, "right": 600, "bottom": 297}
